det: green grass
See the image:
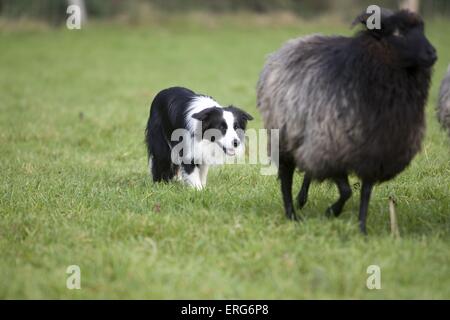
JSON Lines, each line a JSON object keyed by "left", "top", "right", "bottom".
{"left": 0, "top": 15, "right": 449, "bottom": 299}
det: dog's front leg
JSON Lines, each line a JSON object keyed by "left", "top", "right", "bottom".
{"left": 181, "top": 163, "right": 203, "bottom": 190}
{"left": 199, "top": 165, "right": 209, "bottom": 187}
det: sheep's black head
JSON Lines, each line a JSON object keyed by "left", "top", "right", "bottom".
{"left": 353, "top": 8, "right": 437, "bottom": 69}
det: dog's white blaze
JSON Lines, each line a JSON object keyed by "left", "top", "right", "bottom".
{"left": 219, "top": 111, "right": 240, "bottom": 151}
{"left": 186, "top": 96, "right": 222, "bottom": 132}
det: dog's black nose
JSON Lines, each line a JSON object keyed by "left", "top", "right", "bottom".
{"left": 233, "top": 139, "right": 240, "bottom": 148}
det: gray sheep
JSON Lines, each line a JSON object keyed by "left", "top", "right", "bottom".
{"left": 257, "top": 8, "right": 437, "bottom": 234}
{"left": 438, "top": 65, "right": 450, "bottom": 138}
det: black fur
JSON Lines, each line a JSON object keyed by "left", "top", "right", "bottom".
{"left": 257, "top": 9, "right": 436, "bottom": 234}
{"left": 145, "top": 87, "right": 195, "bottom": 182}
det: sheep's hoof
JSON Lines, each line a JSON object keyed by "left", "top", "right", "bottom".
{"left": 326, "top": 205, "right": 345, "bottom": 218}
{"left": 287, "top": 213, "right": 301, "bottom": 222}
{"left": 359, "top": 226, "right": 368, "bottom": 236}
{"left": 297, "top": 196, "right": 307, "bottom": 209}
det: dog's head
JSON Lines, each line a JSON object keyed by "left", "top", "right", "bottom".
{"left": 192, "top": 106, "right": 253, "bottom": 156}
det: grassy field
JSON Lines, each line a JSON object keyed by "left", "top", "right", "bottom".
{"left": 0, "top": 14, "right": 449, "bottom": 299}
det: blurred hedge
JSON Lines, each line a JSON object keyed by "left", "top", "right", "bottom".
{"left": 1, "top": 0, "right": 449, "bottom": 22}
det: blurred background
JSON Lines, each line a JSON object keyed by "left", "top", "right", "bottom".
{"left": 1, "top": 0, "right": 449, "bottom": 299}
{"left": 0, "top": 0, "right": 449, "bottom": 25}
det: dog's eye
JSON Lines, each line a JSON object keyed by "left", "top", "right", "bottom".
{"left": 210, "top": 136, "right": 216, "bottom": 142}
{"left": 233, "top": 123, "right": 239, "bottom": 130}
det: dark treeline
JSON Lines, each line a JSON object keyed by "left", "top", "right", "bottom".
{"left": 1, "top": 0, "right": 449, "bottom": 22}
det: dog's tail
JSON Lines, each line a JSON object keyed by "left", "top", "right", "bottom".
{"left": 145, "top": 103, "right": 173, "bottom": 178}
{"left": 144, "top": 111, "right": 155, "bottom": 160}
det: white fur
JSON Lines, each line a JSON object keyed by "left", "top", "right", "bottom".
{"left": 173, "top": 96, "right": 245, "bottom": 189}
{"left": 219, "top": 111, "right": 240, "bottom": 154}
{"left": 199, "top": 165, "right": 209, "bottom": 187}
{"left": 182, "top": 166, "right": 203, "bottom": 190}
{"left": 181, "top": 97, "right": 245, "bottom": 164}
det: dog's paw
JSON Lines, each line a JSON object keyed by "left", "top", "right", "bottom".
{"left": 193, "top": 183, "right": 204, "bottom": 191}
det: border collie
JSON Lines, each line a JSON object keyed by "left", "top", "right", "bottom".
{"left": 145, "top": 87, "right": 253, "bottom": 190}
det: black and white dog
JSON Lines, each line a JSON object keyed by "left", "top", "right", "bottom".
{"left": 145, "top": 87, "right": 253, "bottom": 190}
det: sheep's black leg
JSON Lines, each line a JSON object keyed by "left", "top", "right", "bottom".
{"left": 326, "top": 176, "right": 352, "bottom": 218}
{"left": 278, "top": 156, "right": 299, "bottom": 221}
{"left": 359, "top": 181, "right": 374, "bottom": 235}
{"left": 297, "top": 173, "right": 311, "bottom": 209}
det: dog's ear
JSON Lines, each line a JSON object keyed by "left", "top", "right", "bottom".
{"left": 192, "top": 107, "right": 221, "bottom": 121}
{"left": 240, "top": 110, "right": 254, "bottom": 122}
{"left": 227, "top": 105, "right": 254, "bottom": 122}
